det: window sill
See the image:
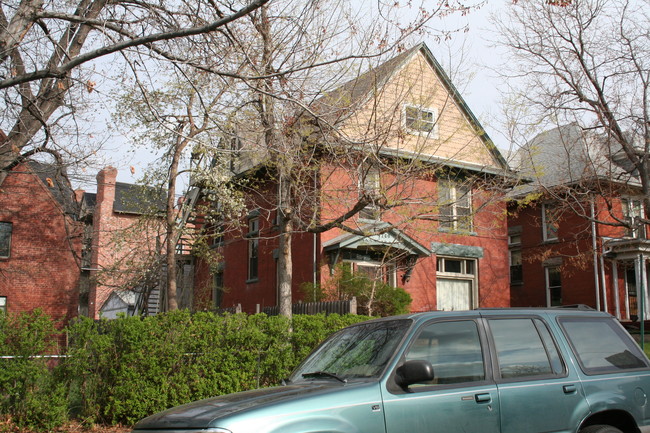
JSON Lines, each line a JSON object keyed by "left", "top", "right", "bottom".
{"left": 358, "top": 217, "right": 381, "bottom": 223}
{"left": 246, "top": 278, "right": 259, "bottom": 284}
{"left": 406, "top": 130, "right": 440, "bottom": 140}
{"left": 438, "top": 228, "right": 477, "bottom": 236}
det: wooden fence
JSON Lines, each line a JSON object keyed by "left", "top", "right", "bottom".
{"left": 262, "top": 298, "right": 357, "bottom": 316}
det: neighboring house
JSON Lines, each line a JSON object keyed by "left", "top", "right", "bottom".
{"left": 0, "top": 160, "right": 83, "bottom": 323}
{"left": 0, "top": 161, "right": 188, "bottom": 321}
{"left": 193, "top": 43, "right": 514, "bottom": 314}
{"left": 78, "top": 166, "right": 173, "bottom": 319}
{"left": 508, "top": 124, "right": 648, "bottom": 321}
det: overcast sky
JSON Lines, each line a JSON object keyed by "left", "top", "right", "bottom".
{"left": 100, "top": 0, "right": 509, "bottom": 188}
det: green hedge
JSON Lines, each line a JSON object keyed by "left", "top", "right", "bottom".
{"left": 0, "top": 310, "right": 368, "bottom": 429}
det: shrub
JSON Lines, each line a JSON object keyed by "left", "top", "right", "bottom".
{"left": 0, "top": 310, "right": 370, "bottom": 429}
{"left": 0, "top": 309, "right": 68, "bottom": 430}
{"left": 60, "top": 311, "right": 368, "bottom": 426}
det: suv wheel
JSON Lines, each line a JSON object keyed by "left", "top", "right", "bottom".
{"left": 580, "top": 425, "right": 624, "bottom": 433}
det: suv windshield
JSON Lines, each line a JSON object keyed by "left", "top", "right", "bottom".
{"left": 290, "top": 319, "right": 412, "bottom": 382}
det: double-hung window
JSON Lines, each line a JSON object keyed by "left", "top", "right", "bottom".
{"left": 542, "top": 204, "right": 559, "bottom": 242}
{"left": 247, "top": 217, "right": 259, "bottom": 281}
{"left": 359, "top": 164, "right": 381, "bottom": 220}
{"left": 622, "top": 198, "right": 645, "bottom": 239}
{"left": 404, "top": 105, "right": 439, "bottom": 138}
{"left": 545, "top": 266, "right": 562, "bottom": 306}
{"left": 508, "top": 227, "right": 523, "bottom": 285}
{"left": 439, "top": 181, "right": 472, "bottom": 232}
{"left": 0, "top": 222, "right": 12, "bottom": 258}
{"left": 436, "top": 257, "right": 477, "bottom": 311}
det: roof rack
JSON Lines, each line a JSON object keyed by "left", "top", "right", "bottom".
{"left": 552, "top": 304, "right": 594, "bottom": 310}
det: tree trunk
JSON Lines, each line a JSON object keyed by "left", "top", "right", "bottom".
{"left": 165, "top": 129, "right": 189, "bottom": 311}
{"left": 278, "top": 176, "right": 293, "bottom": 319}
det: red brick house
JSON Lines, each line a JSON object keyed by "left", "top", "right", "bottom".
{"left": 0, "top": 160, "right": 83, "bottom": 323}
{"left": 193, "top": 43, "right": 514, "bottom": 315}
{"left": 78, "top": 166, "right": 170, "bottom": 319}
{"left": 0, "top": 162, "right": 171, "bottom": 321}
{"left": 508, "top": 124, "right": 649, "bottom": 321}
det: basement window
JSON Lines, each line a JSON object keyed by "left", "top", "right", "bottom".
{"left": 0, "top": 296, "right": 5, "bottom": 314}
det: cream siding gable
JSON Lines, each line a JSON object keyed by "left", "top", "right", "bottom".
{"left": 338, "top": 50, "right": 501, "bottom": 170}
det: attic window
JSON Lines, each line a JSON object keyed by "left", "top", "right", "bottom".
{"left": 404, "top": 105, "right": 439, "bottom": 138}
{"left": 0, "top": 222, "right": 11, "bottom": 258}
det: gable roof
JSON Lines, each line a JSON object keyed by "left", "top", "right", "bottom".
{"left": 323, "top": 222, "right": 431, "bottom": 257}
{"left": 113, "top": 182, "right": 166, "bottom": 214}
{"left": 25, "top": 161, "right": 79, "bottom": 217}
{"left": 316, "top": 43, "right": 511, "bottom": 175}
{"left": 81, "top": 182, "right": 166, "bottom": 219}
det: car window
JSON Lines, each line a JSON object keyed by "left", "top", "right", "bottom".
{"left": 560, "top": 317, "right": 649, "bottom": 374}
{"left": 290, "top": 319, "right": 411, "bottom": 382}
{"left": 404, "top": 320, "right": 485, "bottom": 385}
{"left": 489, "top": 318, "right": 563, "bottom": 379}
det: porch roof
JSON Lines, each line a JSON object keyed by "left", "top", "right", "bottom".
{"left": 322, "top": 223, "right": 430, "bottom": 257}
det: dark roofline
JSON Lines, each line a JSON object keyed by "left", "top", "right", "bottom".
{"left": 414, "top": 43, "right": 510, "bottom": 173}
{"left": 318, "top": 43, "right": 512, "bottom": 176}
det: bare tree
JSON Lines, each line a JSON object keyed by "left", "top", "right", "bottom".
{"left": 107, "top": 0, "right": 505, "bottom": 315}
{"left": 215, "top": 0, "right": 510, "bottom": 318}
{"left": 0, "top": 0, "right": 270, "bottom": 185}
{"left": 495, "top": 0, "right": 650, "bottom": 229}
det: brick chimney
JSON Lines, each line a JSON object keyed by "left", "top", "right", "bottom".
{"left": 88, "top": 166, "right": 118, "bottom": 319}
{"left": 96, "top": 166, "right": 117, "bottom": 211}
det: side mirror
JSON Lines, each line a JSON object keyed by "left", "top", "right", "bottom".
{"left": 395, "top": 360, "right": 434, "bottom": 388}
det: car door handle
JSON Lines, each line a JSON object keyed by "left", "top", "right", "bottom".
{"left": 563, "top": 384, "right": 577, "bottom": 394}
{"left": 475, "top": 393, "right": 492, "bottom": 403}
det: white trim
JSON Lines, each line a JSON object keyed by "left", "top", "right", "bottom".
{"left": 403, "top": 104, "right": 439, "bottom": 139}
{"left": 542, "top": 203, "right": 559, "bottom": 242}
{"left": 436, "top": 256, "right": 479, "bottom": 309}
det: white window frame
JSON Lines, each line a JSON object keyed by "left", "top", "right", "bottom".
{"left": 436, "top": 256, "right": 478, "bottom": 310}
{"left": 358, "top": 164, "right": 381, "bottom": 221}
{"left": 545, "top": 266, "right": 562, "bottom": 307}
{"left": 508, "top": 229, "right": 523, "bottom": 285}
{"left": 542, "top": 203, "right": 559, "bottom": 242}
{"left": 404, "top": 104, "right": 439, "bottom": 139}
{"left": 622, "top": 197, "right": 645, "bottom": 239}
{"left": 0, "top": 296, "right": 6, "bottom": 314}
{"left": 438, "top": 181, "right": 473, "bottom": 232}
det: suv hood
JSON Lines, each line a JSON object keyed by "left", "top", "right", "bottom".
{"left": 133, "top": 381, "right": 363, "bottom": 429}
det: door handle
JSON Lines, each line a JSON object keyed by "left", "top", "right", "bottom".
{"left": 475, "top": 393, "right": 492, "bottom": 403}
{"left": 563, "top": 384, "right": 577, "bottom": 394}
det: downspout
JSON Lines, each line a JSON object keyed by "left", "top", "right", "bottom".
{"left": 638, "top": 253, "right": 645, "bottom": 351}
{"left": 600, "top": 254, "right": 611, "bottom": 317}
{"left": 591, "top": 199, "right": 601, "bottom": 311}
{"left": 313, "top": 233, "right": 317, "bottom": 288}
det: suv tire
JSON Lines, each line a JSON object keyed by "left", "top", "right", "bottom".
{"left": 580, "top": 425, "right": 624, "bottom": 433}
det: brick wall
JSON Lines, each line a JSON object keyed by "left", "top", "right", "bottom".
{"left": 0, "top": 163, "right": 83, "bottom": 324}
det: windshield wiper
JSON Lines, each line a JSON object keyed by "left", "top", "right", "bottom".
{"left": 302, "top": 371, "right": 347, "bottom": 383}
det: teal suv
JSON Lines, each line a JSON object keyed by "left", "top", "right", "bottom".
{"left": 132, "top": 308, "right": 650, "bottom": 433}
